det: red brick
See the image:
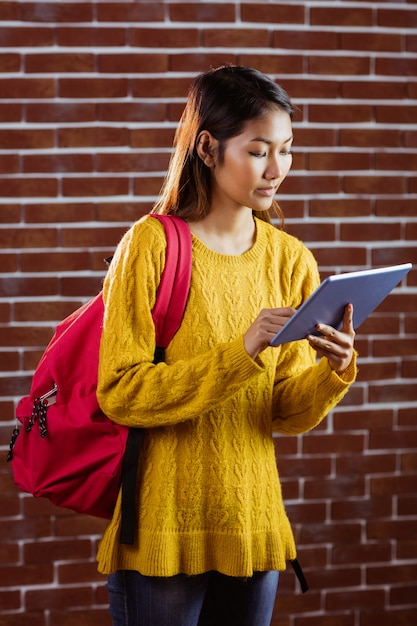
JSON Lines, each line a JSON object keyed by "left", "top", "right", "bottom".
{"left": 0, "top": 52, "right": 20, "bottom": 71}
{"left": 0, "top": 26, "right": 53, "bottom": 46}
{"left": 59, "top": 78, "right": 128, "bottom": 99}
{"left": 398, "top": 495, "right": 417, "bottom": 516}
{"left": 284, "top": 502, "right": 327, "bottom": 524}
{"left": 326, "top": 589, "right": 385, "bottom": 612}
{"left": 96, "top": 202, "right": 150, "bottom": 222}
{"left": 0, "top": 324, "right": 55, "bottom": 347}
{"left": 21, "top": 2, "right": 93, "bottom": 22}
{"left": 0, "top": 589, "right": 20, "bottom": 611}
{"left": 0, "top": 203, "right": 21, "bottom": 224}
{"left": 283, "top": 174, "right": 340, "bottom": 196}
{"left": 0, "top": 227, "right": 58, "bottom": 248}
{"left": 242, "top": 3, "right": 304, "bottom": 24}
{"left": 376, "top": 56, "right": 417, "bottom": 77}
{"left": 344, "top": 175, "right": 406, "bottom": 195}
{"left": 0, "top": 2, "right": 19, "bottom": 20}
{"left": 378, "top": 8, "right": 417, "bottom": 29}
{"left": 367, "top": 563, "right": 417, "bottom": 586}
{"left": 397, "top": 539, "right": 417, "bottom": 563}
{"left": 341, "top": 221, "right": 402, "bottom": 242}
{"left": 49, "top": 608, "right": 111, "bottom": 626}
{"left": 0, "top": 154, "right": 19, "bottom": 173}
{"left": 0, "top": 178, "right": 58, "bottom": 198}
{"left": 313, "top": 246, "right": 368, "bottom": 268}
{"left": 340, "top": 128, "right": 402, "bottom": 148}
{"left": 203, "top": 28, "right": 270, "bottom": 48}
{"left": 132, "top": 27, "right": 199, "bottom": 48}
{"left": 98, "top": 2, "right": 164, "bottom": 21}
{"left": 62, "top": 177, "right": 129, "bottom": 198}
{"left": 26, "top": 102, "right": 95, "bottom": 123}
{"left": 24, "top": 203, "right": 95, "bottom": 223}
{"left": 170, "top": 2, "right": 235, "bottom": 22}
{"left": 309, "top": 56, "right": 370, "bottom": 75}
{"left": 14, "top": 300, "right": 83, "bottom": 323}
{"left": 0, "top": 350, "right": 19, "bottom": 371}
{"left": 57, "top": 27, "right": 126, "bottom": 47}
{"left": 57, "top": 559, "right": 105, "bottom": 584}
{"left": 0, "top": 77, "right": 54, "bottom": 98}
{"left": 61, "top": 226, "right": 126, "bottom": 248}
{"left": 131, "top": 127, "right": 175, "bottom": 149}
{"left": 0, "top": 129, "right": 54, "bottom": 149}
{"left": 332, "top": 541, "right": 391, "bottom": 566}
{"left": 391, "top": 584, "right": 417, "bottom": 606}
{"left": 134, "top": 176, "right": 165, "bottom": 196}
{"left": 60, "top": 276, "right": 104, "bottom": 298}
{"left": 96, "top": 152, "right": 169, "bottom": 173}
{"left": 295, "top": 615, "right": 354, "bottom": 626}
{"left": 399, "top": 408, "right": 417, "bottom": 428}
{"left": 335, "top": 450, "right": 396, "bottom": 475}
{"left": 369, "top": 429, "right": 417, "bottom": 452}
{"left": 26, "top": 586, "right": 93, "bottom": 611}
{"left": 311, "top": 6, "right": 372, "bottom": 26}
{"left": 171, "top": 52, "right": 238, "bottom": 73}
{"left": 99, "top": 53, "right": 168, "bottom": 73}
{"left": 341, "top": 32, "right": 402, "bottom": 52}
{"left": 0, "top": 102, "right": 22, "bottom": 122}
{"left": 376, "top": 105, "right": 417, "bottom": 125}
{"left": 300, "top": 522, "right": 362, "bottom": 545}
{"left": 23, "top": 154, "right": 93, "bottom": 174}
{"left": 21, "top": 251, "right": 91, "bottom": 273}
{"left": 309, "top": 104, "right": 373, "bottom": 124}
{"left": 58, "top": 127, "right": 128, "bottom": 148}
{"left": 285, "top": 222, "right": 335, "bottom": 243}
{"left": 362, "top": 609, "right": 417, "bottom": 626}
{"left": 376, "top": 151, "right": 417, "bottom": 171}
{"left": 26, "top": 52, "right": 95, "bottom": 73}
{"left": 307, "top": 152, "right": 371, "bottom": 172}
{"left": 376, "top": 198, "right": 417, "bottom": 217}
{"left": 97, "top": 102, "right": 167, "bottom": 123}
{"left": 306, "top": 566, "right": 361, "bottom": 590}
{"left": 283, "top": 78, "right": 339, "bottom": 100}
{"left": 309, "top": 199, "right": 372, "bottom": 218}
{"left": 131, "top": 77, "right": 190, "bottom": 99}
{"left": 343, "top": 80, "right": 406, "bottom": 100}
{"left": 24, "top": 538, "right": 92, "bottom": 565}
{"left": 293, "top": 128, "right": 336, "bottom": 147}
{"left": 239, "top": 53, "right": 305, "bottom": 76}
{"left": 302, "top": 433, "right": 365, "bottom": 455}
{"left": 273, "top": 30, "right": 337, "bottom": 50}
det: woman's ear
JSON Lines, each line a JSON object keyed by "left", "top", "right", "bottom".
{"left": 196, "top": 130, "right": 218, "bottom": 168}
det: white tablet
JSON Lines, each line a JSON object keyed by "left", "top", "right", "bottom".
{"left": 270, "top": 263, "right": 412, "bottom": 347}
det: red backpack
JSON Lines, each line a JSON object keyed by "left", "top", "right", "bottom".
{"left": 7, "top": 215, "right": 192, "bottom": 544}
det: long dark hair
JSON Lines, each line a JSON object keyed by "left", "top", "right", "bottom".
{"left": 152, "top": 65, "right": 293, "bottom": 225}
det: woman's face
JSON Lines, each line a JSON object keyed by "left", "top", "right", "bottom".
{"left": 208, "top": 107, "right": 293, "bottom": 216}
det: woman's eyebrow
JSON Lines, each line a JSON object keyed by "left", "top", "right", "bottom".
{"left": 249, "top": 135, "right": 294, "bottom": 145}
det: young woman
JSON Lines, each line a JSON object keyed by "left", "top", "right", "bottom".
{"left": 97, "top": 65, "right": 357, "bottom": 626}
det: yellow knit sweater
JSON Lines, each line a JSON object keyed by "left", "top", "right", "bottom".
{"left": 96, "top": 216, "right": 356, "bottom": 577}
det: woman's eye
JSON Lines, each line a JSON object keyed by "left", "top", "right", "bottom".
{"left": 250, "top": 152, "right": 267, "bottom": 158}
{"left": 279, "top": 150, "right": 293, "bottom": 156}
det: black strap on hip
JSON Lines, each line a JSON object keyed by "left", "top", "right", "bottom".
{"left": 290, "top": 558, "right": 309, "bottom": 593}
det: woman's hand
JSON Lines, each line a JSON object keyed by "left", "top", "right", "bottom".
{"left": 307, "top": 304, "right": 355, "bottom": 373}
{"left": 244, "top": 307, "right": 296, "bottom": 360}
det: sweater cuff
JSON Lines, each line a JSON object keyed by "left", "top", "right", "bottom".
{"left": 333, "top": 350, "right": 358, "bottom": 384}
{"left": 227, "top": 335, "right": 265, "bottom": 380}
{"left": 317, "top": 349, "right": 358, "bottom": 391}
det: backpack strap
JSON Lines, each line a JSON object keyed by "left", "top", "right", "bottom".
{"left": 119, "top": 214, "right": 192, "bottom": 545}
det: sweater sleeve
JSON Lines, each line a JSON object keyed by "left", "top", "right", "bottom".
{"left": 97, "top": 217, "right": 263, "bottom": 428}
{"left": 271, "top": 242, "right": 357, "bottom": 435}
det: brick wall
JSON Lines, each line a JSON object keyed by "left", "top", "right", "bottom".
{"left": 0, "top": 1, "right": 416, "bottom": 625}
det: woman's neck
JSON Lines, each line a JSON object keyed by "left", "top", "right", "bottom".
{"left": 187, "top": 209, "right": 256, "bottom": 255}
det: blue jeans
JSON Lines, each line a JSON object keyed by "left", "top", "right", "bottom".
{"left": 107, "top": 569, "right": 279, "bottom": 626}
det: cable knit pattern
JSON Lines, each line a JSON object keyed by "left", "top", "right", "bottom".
{"left": 96, "top": 216, "right": 356, "bottom": 577}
